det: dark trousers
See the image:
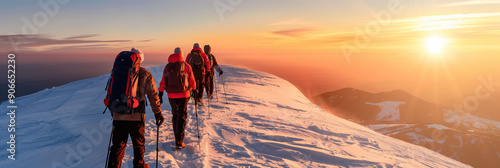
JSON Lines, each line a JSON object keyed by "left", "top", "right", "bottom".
{"left": 108, "top": 121, "right": 146, "bottom": 168}
{"left": 169, "top": 98, "right": 189, "bottom": 145}
{"left": 195, "top": 77, "right": 205, "bottom": 102}
{"left": 205, "top": 72, "right": 214, "bottom": 98}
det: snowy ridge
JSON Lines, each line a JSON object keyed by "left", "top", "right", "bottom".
{"left": 0, "top": 65, "right": 470, "bottom": 167}
{"left": 443, "top": 109, "right": 500, "bottom": 131}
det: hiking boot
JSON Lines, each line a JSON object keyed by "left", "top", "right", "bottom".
{"left": 176, "top": 142, "right": 185, "bottom": 149}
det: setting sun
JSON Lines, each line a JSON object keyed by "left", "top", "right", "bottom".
{"left": 425, "top": 36, "right": 447, "bottom": 54}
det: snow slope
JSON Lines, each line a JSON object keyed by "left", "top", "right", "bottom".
{"left": 366, "top": 101, "right": 405, "bottom": 122}
{"left": 0, "top": 65, "right": 470, "bottom": 168}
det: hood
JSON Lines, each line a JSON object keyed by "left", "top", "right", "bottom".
{"left": 168, "top": 53, "right": 184, "bottom": 63}
{"left": 204, "top": 45, "right": 211, "bottom": 54}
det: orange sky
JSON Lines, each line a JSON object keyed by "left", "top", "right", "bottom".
{"left": 2, "top": 0, "right": 500, "bottom": 105}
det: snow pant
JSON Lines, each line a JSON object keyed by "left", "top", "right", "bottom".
{"left": 194, "top": 76, "right": 205, "bottom": 103}
{"left": 108, "top": 121, "right": 146, "bottom": 168}
{"left": 169, "top": 98, "right": 189, "bottom": 145}
{"left": 205, "top": 72, "right": 214, "bottom": 98}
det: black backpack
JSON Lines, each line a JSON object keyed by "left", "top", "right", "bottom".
{"left": 164, "top": 62, "right": 189, "bottom": 93}
{"left": 204, "top": 45, "right": 214, "bottom": 69}
{"left": 104, "top": 51, "right": 141, "bottom": 114}
{"left": 188, "top": 50, "right": 205, "bottom": 80}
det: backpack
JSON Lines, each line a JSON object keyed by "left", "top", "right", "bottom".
{"left": 204, "top": 45, "right": 214, "bottom": 70}
{"left": 188, "top": 50, "right": 205, "bottom": 80}
{"left": 164, "top": 62, "right": 189, "bottom": 93}
{"left": 104, "top": 51, "right": 141, "bottom": 114}
{"left": 207, "top": 54, "right": 214, "bottom": 70}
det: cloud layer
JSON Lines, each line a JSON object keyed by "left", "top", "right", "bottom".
{"left": 0, "top": 34, "right": 152, "bottom": 52}
{"left": 441, "top": 0, "right": 500, "bottom": 7}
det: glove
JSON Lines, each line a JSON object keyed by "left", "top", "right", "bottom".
{"left": 155, "top": 113, "right": 164, "bottom": 127}
{"left": 158, "top": 92, "right": 163, "bottom": 104}
{"left": 219, "top": 68, "right": 223, "bottom": 76}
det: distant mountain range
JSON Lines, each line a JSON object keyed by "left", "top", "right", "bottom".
{"left": 313, "top": 88, "right": 500, "bottom": 168}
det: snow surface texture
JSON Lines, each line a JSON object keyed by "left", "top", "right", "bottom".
{"left": 0, "top": 65, "right": 470, "bottom": 168}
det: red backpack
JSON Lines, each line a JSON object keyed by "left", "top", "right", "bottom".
{"left": 104, "top": 51, "right": 141, "bottom": 114}
{"left": 164, "top": 62, "right": 189, "bottom": 93}
{"left": 188, "top": 50, "right": 205, "bottom": 80}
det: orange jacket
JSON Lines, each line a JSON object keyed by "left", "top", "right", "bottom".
{"left": 159, "top": 53, "right": 196, "bottom": 98}
{"left": 185, "top": 47, "right": 211, "bottom": 73}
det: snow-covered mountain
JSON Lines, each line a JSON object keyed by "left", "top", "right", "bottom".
{"left": 0, "top": 65, "right": 470, "bottom": 168}
{"left": 314, "top": 88, "right": 500, "bottom": 168}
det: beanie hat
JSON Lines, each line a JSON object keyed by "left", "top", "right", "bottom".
{"left": 193, "top": 43, "right": 200, "bottom": 48}
{"left": 174, "top": 47, "right": 182, "bottom": 56}
{"left": 131, "top": 47, "right": 144, "bottom": 63}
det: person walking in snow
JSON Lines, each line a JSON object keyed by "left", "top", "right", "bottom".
{"left": 158, "top": 47, "right": 196, "bottom": 149}
{"left": 203, "top": 44, "right": 223, "bottom": 99}
{"left": 186, "top": 43, "right": 210, "bottom": 105}
{"left": 108, "top": 48, "right": 164, "bottom": 168}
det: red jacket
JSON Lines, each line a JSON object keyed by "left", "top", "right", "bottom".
{"left": 185, "top": 47, "right": 211, "bottom": 73}
{"left": 158, "top": 53, "right": 196, "bottom": 98}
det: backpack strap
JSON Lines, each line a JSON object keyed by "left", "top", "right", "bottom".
{"left": 104, "top": 72, "right": 112, "bottom": 91}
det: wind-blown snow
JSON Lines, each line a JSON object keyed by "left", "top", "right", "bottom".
{"left": 367, "top": 124, "right": 416, "bottom": 135}
{"left": 366, "top": 101, "right": 405, "bottom": 121}
{"left": 426, "top": 124, "right": 450, "bottom": 130}
{"left": 367, "top": 124, "right": 413, "bottom": 131}
{"left": 0, "top": 65, "right": 470, "bottom": 168}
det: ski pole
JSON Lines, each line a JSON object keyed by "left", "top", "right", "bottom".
{"left": 156, "top": 124, "right": 159, "bottom": 168}
{"left": 105, "top": 125, "right": 114, "bottom": 168}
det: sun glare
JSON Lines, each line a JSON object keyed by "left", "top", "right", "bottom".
{"left": 425, "top": 36, "right": 447, "bottom": 54}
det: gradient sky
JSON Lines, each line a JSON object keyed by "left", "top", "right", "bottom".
{"left": 2, "top": 0, "right": 500, "bottom": 105}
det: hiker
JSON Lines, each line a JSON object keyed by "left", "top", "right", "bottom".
{"left": 158, "top": 47, "right": 196, "bottom": 149}
{"left": 185, "top": 43, "right": 210, "bottom": 105}
{"left": 106, "top": 48, "right": 164, "bottom": 168}
{"left": 203, "top": 45, "right": 223, "bottom": 99}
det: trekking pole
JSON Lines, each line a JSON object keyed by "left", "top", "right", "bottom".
{"left": 156, "top": 124, "right": 159, "bottom": 168}
{"left": 214, "top": 75, "right": 219, "bottom": 103}
{"left": 221, "top": 74, "right": 228, "bottom": 104}
{"left": 207, "top": 78, "right": 211, "bottom": 118}
{"left": 105, "top": 125, "right": 114, "bottom": 168}
{"left": 208, "top": 95, "right": 211, "bottom": 118}
{"left": 195, "top": 94, "right": 201, "bottom": 151}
